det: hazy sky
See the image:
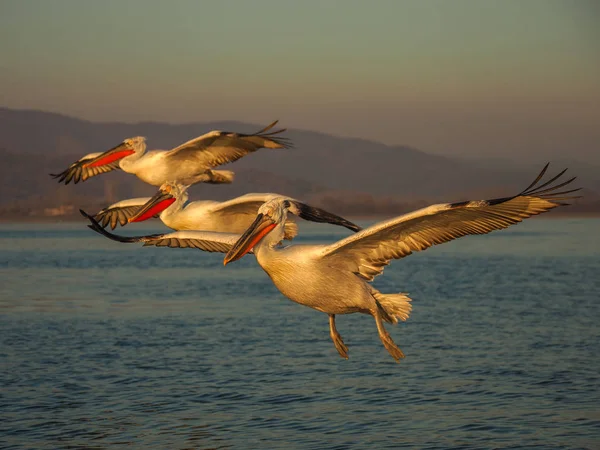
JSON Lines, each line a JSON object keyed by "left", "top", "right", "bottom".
{"left": 1, "top": 0, "right": 599, "bottom": 161}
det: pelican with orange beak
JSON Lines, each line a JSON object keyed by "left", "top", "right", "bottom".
{"left": 50, "top": 120, "right": 291, "bottom": 186}
{"left": 223, "top": 165, "right": 579, "bottom": 361}
{"left": 93, "top": 181, "right": 300, "bottom": 240}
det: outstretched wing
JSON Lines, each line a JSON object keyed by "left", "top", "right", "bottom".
{"left": 320, "top": 164, "right": 580, "bottom": 281}
{"left": 94, "top": 198, "right": 155, "bottom": 230}
{"left": 287, "top": 200, "right": 361, "bottom": 232}
{"left": 165, "top": 120, "right": 293, "bottom": 169}
{"left": 50, "top": 153, "right": 121, "bottom": 185}
{"left": 81, "top": 209, "right": 245, "bottom": 253}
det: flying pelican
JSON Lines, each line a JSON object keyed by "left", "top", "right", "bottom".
{"left": 81, "top": 164, "right": 579, "bottom": 362}
{"left": 93, "top": 181, "right": 302, "bottom": 240}
{"left": 50, "top": 120, "right": 291, "bottom": 186}
{"left": 83, "top": 197, "right": 359, "bottom": 245}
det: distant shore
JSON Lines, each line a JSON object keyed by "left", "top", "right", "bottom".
{"left": 2, "top": 210, "right": 599, "bottom": 225}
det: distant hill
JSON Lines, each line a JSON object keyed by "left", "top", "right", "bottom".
{"left": 1, "top": 107, "right": 597, "bottom": 218}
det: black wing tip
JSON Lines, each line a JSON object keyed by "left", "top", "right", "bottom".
{"left": 252, "top": 120, "right": 294, "bottom": 148}
{"left": 449, "top": 163, "right": 581, "bottom": 210}
{"left": 484, "top": 163, "right": 581, "bottom": 207}
{"left": 81, "top": 208, "right": 105, "bottom": 223}
{"left": 521, "top": 163, "right": 580, "bottom": 199}
{"left": 248, "top": 120, "right": 279, "bottom": 136}
{"left": 346, "top": 222, "right": 363, "bottom": 232}
{"left": 228, "top": 119, "right": 295, "bottom": 149}
{"left": 292, "top": 201, "right": 362, "bottom": 232}
{"left": 268, "top": 135, "right": 294, "bottom": 149}
{"left": 82, "top": 210, "right": 165, "bottom": 244}
{"left": 50, "top": 170, "right": 67, "bottom": 183}
{"left": 257, "top": 119, "right": 279, "bottom": 133}
{"left": 80, "top": 209, "right": 130, "bottom": 243}
{"left": 80, "top": 208, "right": 92, "bottom": 219}
{"left": 50, "top": 167, "right": 81, "bottom": 184}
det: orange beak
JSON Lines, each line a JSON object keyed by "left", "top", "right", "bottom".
{"left": 223, "top": 213, "right": 276, "bottom": 265}
{"left": 84, "top": 142, "right": 135, "bottom": 168}
{"left": 127, "top": 190, "right": 175, "bottom": 223}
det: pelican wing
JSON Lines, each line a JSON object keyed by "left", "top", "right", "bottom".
{"left": 81, "top": 209, "right": 244, "bottom": 253}
{"left": 320, "top": 164, "right": 580, "bottom": 281}
{"left": 139, "top": 230, "right": 243, "bottom": 252}
{"left": 166, "top": 120, "right": 292, "bottom": 168}
{"left": 208, "top": 193, "right": 299, "bottom": 240}
{"left": 94, "top": 197, "right": 154, "bottom": 230}
{"left": 50, "top": 153, "right": 121, "bottom": 185}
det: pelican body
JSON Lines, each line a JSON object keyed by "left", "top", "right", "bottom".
{"left": 94, "top": 182, "right": 300, "bottom": 240}
{"left": 51, "top": 121, "right": 291, "bottom": 186}
{"left": 82, "top": 164, "right": 579, "bottom": 362}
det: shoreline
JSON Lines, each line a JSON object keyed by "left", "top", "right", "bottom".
{"left": 2, "top": 211, "right": 599, "bottom": 224}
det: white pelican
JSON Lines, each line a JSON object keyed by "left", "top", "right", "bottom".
{"left": 50, "top": 120, "right": 291, "bottom": 186}
{"left": 93, "top": 181, "right": 301, "bottom": 240}
{"left": 81, "top": 164, "right": 579, "bottom": 362}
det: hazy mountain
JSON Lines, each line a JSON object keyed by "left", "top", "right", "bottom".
{"left": 1, "top": 107, "right": 597, "bottom": 217}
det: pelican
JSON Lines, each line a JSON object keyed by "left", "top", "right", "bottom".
{"left": 93, "top": 181, "right": 304, "bottom": 240}
{"left": 50, "top": 120, "right": 291, "bottom": 186}
{"left": 81, "top": 164, "right": 579, "bottom": 362}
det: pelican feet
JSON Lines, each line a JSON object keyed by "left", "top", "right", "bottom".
{"left": 374, "top": 311, "right": 405, "bottom": 362}
{"left": 329, "top": 314, "right": 349, "bottom": 359}
{"left": 379, "top": 331, "right": 405, "bottom": 362}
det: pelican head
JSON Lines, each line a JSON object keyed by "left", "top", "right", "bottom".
{"left": 128, "top": 181, "right": 188, "bottom": 223}
{"left": 105, "top": 136, "right": 147, "bottom": 158}
{"left": 122, "top": 136, "right": 147, "bottom": 154}
{"left": 258, "top": 197, "right": 291, "bottom": 225}
{"left": 223, "top": 197, "right": 362, "bottom": 265}
{"left": 223, "top": 198, "right": 289, "bottom": 265}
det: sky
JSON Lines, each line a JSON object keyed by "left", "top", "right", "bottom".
{"left": 1, "top": 0, "right": 599, "bottom": 162}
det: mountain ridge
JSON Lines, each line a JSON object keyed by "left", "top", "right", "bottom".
{"left": 1, "top": 107, "right": 597, "bottom": 218}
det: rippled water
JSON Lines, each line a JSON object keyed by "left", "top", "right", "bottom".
{"left": 1, "top": 218, "right": 599, "bottom": 449}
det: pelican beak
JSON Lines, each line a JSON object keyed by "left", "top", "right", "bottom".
{"left": 224, "top": 213, "right": 276, "bottom": 265}
{"left": 128, "top": 190, "right": 175, "bottom": 223}
{"left": 84, "top": 142, "right": 136, "bottom": 168}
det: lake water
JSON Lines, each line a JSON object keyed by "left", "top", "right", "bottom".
{"left": 1, "top": 218, "right": 599, "bottom": 449}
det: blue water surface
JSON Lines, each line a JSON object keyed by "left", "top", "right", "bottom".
{"left": 1, "top": 218, "right": 599, "bottom": 449}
